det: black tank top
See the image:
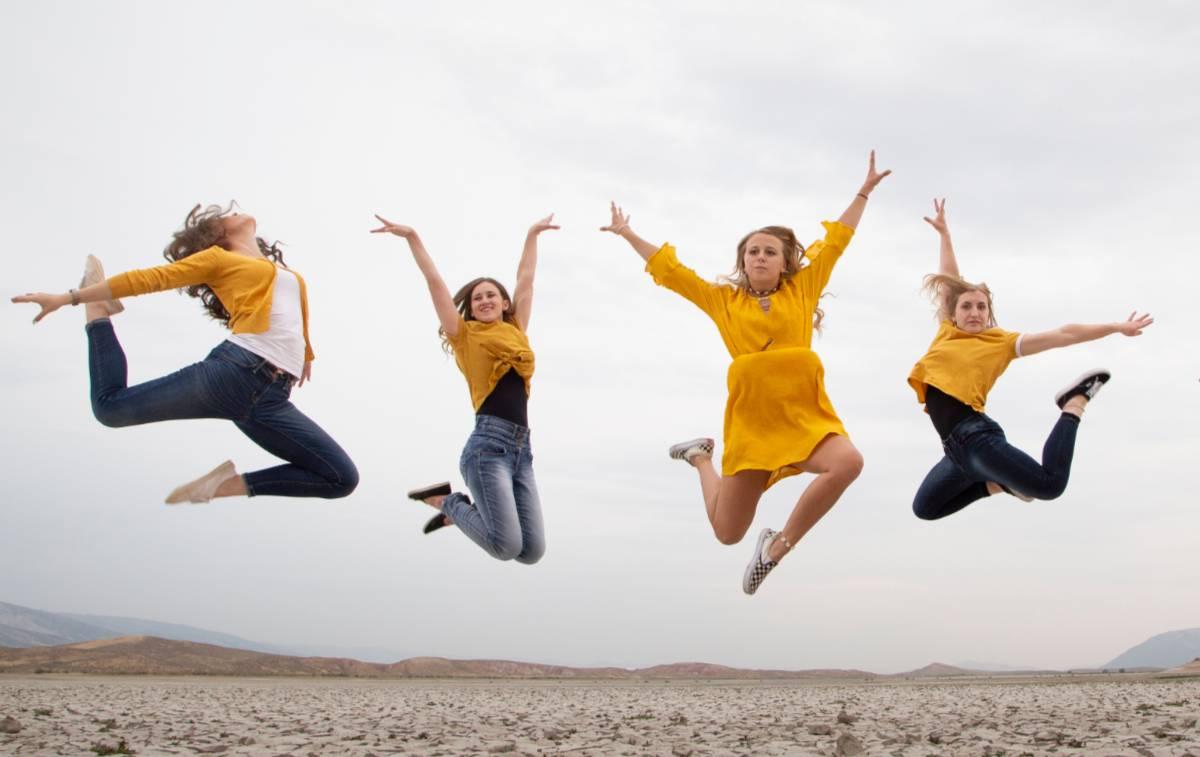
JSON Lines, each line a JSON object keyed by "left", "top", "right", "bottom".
{"left": 925, "top": 385, "right": 979, "bottom": 440}
{"left": 477, "top": 368, "right": 528, "bottom": 427}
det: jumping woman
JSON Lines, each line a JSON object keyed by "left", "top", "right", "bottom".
{"left": 601, "top": 151, "right": 891, "bottom": 595}
{"left": 372, "top": 213, "right": 555, "bottom": 565}
{"left": 908, "top": 198, "right": 1152, "bottom": 520}
{"left": 12, "top": 204, "right": 359, "bottom": 503}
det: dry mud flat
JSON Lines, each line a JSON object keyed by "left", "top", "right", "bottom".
{"left": 1, "top": 676, "right": 1198, "bottom": 756}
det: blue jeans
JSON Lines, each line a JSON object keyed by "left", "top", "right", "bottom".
{"left": 87, "top": 319, "right": 358, "bottom": 498}
{"left": 441, "top": 415, "right": 545, "bottom": 564}
{"left": 912, "top": 413, "right": 1080, "bottom": 520}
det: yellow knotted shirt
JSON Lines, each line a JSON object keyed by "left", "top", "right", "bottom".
{"left": 445, "top": 317, "right": 535, "bottom": 412}
{"left": 646, "top": 221, "right": 855, "bottom": 489}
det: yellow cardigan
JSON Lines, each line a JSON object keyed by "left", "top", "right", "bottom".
{"left": 106, "top": 246, "right": 315, "bottom": 361}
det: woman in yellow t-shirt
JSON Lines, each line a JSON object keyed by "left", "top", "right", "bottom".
{"left": 602, "top": 151, "right": 891, "bottom": 595}
{"left": 908, "top": 198, "right": 1153, "bottom": 520}
{"left": 12, "top": 203, "right": 359, "bottom": 504}
{"left": 372, "top": 213, "right": 555, "bottom": 565}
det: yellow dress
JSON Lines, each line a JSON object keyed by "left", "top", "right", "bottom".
{"left": 645, "top": 221, "right": 855, "bottom": 489}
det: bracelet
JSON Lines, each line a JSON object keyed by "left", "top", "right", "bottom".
{"left": 856, "top": 192, "right": 869, "bottom": 201}
{"left": 69, "top": 288, "right": 80, "bottom": 306}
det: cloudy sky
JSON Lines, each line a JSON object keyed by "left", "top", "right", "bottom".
{"left": 1, "top": 1, "right": 1196, "bottom": 673}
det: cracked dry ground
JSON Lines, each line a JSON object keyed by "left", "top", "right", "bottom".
{"left": 1, "top": 676, "right": 1198, "bottom": 756}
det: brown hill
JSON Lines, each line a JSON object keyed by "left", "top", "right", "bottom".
{"left": 1157, "top": 658, "right": 1200, "bottom": 678}
{"left": 893, "top": 662, "right": 976, "bottom": 678}
{"left": 0, "top": 636, "right": 881, "bottom": 680}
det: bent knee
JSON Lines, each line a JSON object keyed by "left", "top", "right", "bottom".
{"left": 324, "top": 461, "right": 360, "bottom": 499}
{"left": 838, "top": 449, "right": 865, "bottom": 481}
{"left": 713, "top": 526, "right": 747, "bottom": 546}
{"left": 517, "top": 542, "right": 545, "bottom": 565}
{"left": 484, "top": 534, "right": 523, "bottom": 561}
{"left": 91, "top": 402, "right": 134, "bottom": 429}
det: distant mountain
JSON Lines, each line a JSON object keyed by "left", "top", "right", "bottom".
{"left": 894, "top": 662, "right": 975, "bottom": 678}
{"left": 0, "top": 601, "right": 409, "bottom": 663}
{"left": 0, "top": 602, "right": 118, "bottom": 647}
{"left": 1158, "top": 659, "right": 1200, "bottom": 678}
{"left": 0, "top": 636, "right": 885, "bottom": 680}
{"left": 1104, "top": 629, "right": 1200, "bottom": 670}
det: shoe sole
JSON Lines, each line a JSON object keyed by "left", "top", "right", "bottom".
{"left": 742, "top": 528, "right": 776, "bottom": 595}
{"left": 1054, "top": 369, "right": 1111, "bottom": 408}
{"left": 668, "top": 438, "right": 714, "bottom": 461}
{"left": 407, "top": 481, "right": 451, "bottom": 501}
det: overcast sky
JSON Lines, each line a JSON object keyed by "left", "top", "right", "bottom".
{"left": 1, "top": 1, "right": 1196, "bottom": 674}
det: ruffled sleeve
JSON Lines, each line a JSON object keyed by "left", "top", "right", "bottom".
{"left": 645, "top": 243, "right": 725, "bottom": 319}
{"left": 798, "top": 221, "right": 855, "bottom": 301}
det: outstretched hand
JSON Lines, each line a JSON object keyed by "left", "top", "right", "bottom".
{"left": 1117, "top": 312, "right": 1154, "bottom": 336}
{"left": 11, "top": 292, "right": 67, "bottom": 324}
{"left": 528, "top": 213, "right": 560, "bottom": 236}
{"left": 370, "top": 214, "right": 417, "bottom": 239}
{"left": 861, "top": 150, "right": 892, "bottom": 196}
{"left": 923, "top": 198, "right": 949, "bottom": 234}
{"left": 599, "top": 201, "right": 630, "bottom": 235}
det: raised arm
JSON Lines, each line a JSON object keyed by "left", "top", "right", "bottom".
{"left": 923, "top": 198, "right": 960, "bottom": 279}
{"left": 600, "top": 201, "right": 661, "bottom": 261}
{"left": 512, "top": 213, "right": 559, "bottom": 330}
{"left": 837, "top": 150, "right": 892, "bottom": 230}
{"left": 371, "top": 215, "right": 460, "bottom": 337}
{"left": 1019, "top": 312, "right": 1154, "bottom": 357}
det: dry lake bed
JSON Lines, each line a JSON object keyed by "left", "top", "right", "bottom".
{"left": 1, "top": 675, "right": 1198, "bottom": 755}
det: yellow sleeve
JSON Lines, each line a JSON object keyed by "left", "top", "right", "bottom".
{"left": 445, "top": 316, "right": 470, "bottom": 352}
{"left": 645, "top": 243, "right": 725, "bottom": 318}
{"left": 798, "top": 221, "right": 855, "bottom": 301}
{"left": 106, "top": 246, "right": 222, "bottom": 299}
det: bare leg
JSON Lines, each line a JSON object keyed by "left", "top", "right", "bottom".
{"left": 768, "top": 434, "right": 864, "bottom": 563}
{"left": 687, "top": 454, "right": 769, "bottom": 545}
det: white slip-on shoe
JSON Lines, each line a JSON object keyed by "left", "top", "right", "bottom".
{"left": 742, "top": 528, "right": 780, "bottom": 596}
{"left": 80, "top": 255, "right": 125, "bottom": 315}
{"left": 668, "top": 437, "right": 714, "bottom": 465}
{"left": 165, "top": 460, "right": 238, "bottom": 504}
{"left": 1054, "top": 369, "right": 1111, "bottom": 409}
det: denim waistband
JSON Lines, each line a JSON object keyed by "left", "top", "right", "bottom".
{"left": 473, "top": 413, "right": 531, "bottom": 445}
{"left": 944, "top": 412, "right": 1001, "bottom": 446}
{"left": 210, "top": 341, "right": 295, "bottom": 384}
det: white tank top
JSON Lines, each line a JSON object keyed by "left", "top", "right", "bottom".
{"left": 228, "top": 267, "right": 306, "bottom": 379}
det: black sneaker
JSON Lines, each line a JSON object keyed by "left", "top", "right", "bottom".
{"left": 407, "top": 481, "right": 451, "bottom": 501}
{"left": 1054, "top": 369, "right": 1111, "bottom": 409}
{"left": 742, "top": 528, "right": 779, "bottom": 596}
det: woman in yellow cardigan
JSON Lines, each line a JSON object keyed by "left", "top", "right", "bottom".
{"left": 371, "top": 213, "right": 555, "bottom": 565}
{"left": 908, "top": 198, "right": 1152, "bottom": 519}
{"left": 12, "top": 204, "right": 358, "bottom": 503}
{"left": 602, "top": 151, "right": 891, "bottom": 595}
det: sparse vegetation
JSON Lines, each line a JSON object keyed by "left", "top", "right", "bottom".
{"left": 90, "top": 738, "right": 134, "bottom": 755}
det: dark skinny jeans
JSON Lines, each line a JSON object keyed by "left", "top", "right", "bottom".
{"left": 87, "top": 319, "right": 358, "bottom": 498}
{"left": 912, "top": 412, "right": 1080, "bottom": 520}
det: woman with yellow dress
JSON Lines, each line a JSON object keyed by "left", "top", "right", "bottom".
{"left": 908, "top": 198, "right": 1153, "bottom": 520}
{"left": 601, "top": 151, "right": 891, "bottom": 594}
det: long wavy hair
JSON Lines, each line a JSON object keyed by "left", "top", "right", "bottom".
{"left": 439, "top": 277, "right": 517, "bottom": 353}
{"left": 723, "top": 225, "right": 827, "bottom": 331}
{"left": 922, "top": 273, "right": 998, "bottom": 328}
{"left": 163, "top": 202, "right": 285, "bottom": 325}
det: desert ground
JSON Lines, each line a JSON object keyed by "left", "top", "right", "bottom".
{"left": 1, "top": 675, "right": 1198, "bottom": 756}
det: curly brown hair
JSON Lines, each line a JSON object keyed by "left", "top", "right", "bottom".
{"left": 725, "top": 225, "right": 828, "bottom": 331}
{"left": 163, "top": 202, "right": 286, "bottom": 325}
{"left": 439, "top": 277, "right": 516, "bottom": 354}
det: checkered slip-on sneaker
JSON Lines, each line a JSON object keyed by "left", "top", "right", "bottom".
{"left": 668, "top": 438, "right": 714, "bottom": 464}
{"left": 742, "top": 528, "right": 779, "bottom": 596}
{"left": 1054, "top": 369, "right": 1111, "bottom": 409}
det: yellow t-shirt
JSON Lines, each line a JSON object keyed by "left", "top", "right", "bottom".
{"left": 908, "top": 320, "right": 1021, "bottom": 412}
{"left": 445, "top": 317, "right": 535, "bottom": 412}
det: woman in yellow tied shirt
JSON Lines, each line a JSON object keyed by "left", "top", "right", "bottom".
{"left": 372, "top": 213, "right": 555, "bottom": 565}
{"left": 12, "top": 204, "right": 359, "bottom": 504}
{"left": 602, "top": 151, "right": 891, "bottom": 595}
{"left": 908, "top": 198, "right": 1153, "bottom": 520}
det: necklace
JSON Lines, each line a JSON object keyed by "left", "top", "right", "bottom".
{"left": 746, "top": 282, "right": 781, "bottom": 312}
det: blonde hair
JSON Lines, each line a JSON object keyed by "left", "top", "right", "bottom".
{"left": 922, "top": 273, "right": 998, "bottom": 328}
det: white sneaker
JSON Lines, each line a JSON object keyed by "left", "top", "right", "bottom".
{"left": 742, "top": 528, "right": 780, "bottom": 596}
{"left": 668, "top": 437, "right": 714, "bottom": 465}
{"left": 165, "top": 460, "right": 238, "bottom": 504}
{"left": 81, "top": 255, "right": 125, "bottom": 315}
{"left": 1054, "top": 369, "right": 1110, "bottom": 409}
